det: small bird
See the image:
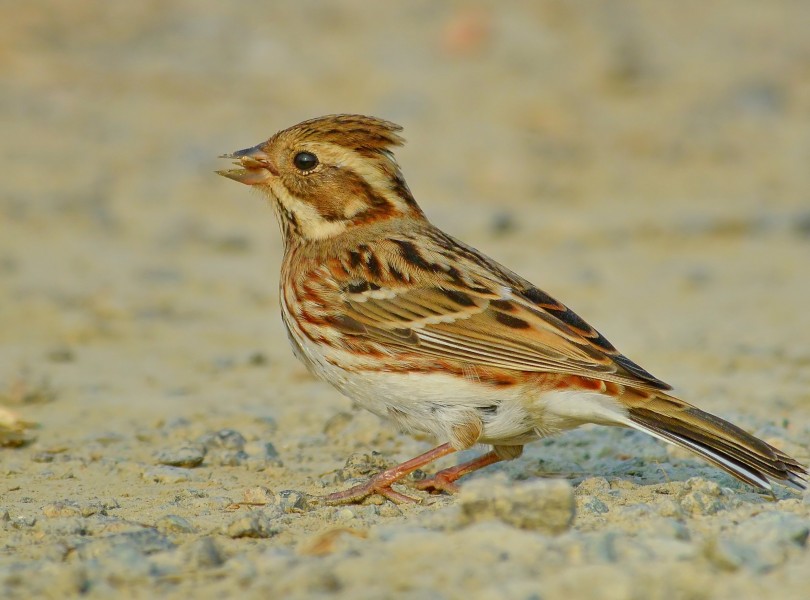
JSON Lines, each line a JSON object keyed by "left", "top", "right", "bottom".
{"left": 218, "top": 114, "right": 807, "bottom": 504}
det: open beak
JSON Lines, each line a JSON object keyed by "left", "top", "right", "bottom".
{"left": 216, "top": 143, "right": 277, "bottom": 185}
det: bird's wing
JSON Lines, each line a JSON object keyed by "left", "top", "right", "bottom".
{"left": 327, "top": 232, "right": 670, "bottom": 391}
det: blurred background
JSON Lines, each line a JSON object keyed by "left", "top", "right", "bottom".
{"left": 2, "top": 0, "right": 809, "bottom": 449}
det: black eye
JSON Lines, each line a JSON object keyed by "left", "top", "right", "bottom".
{"left": 293, "top": 151, "right": 318, "bottom": 172}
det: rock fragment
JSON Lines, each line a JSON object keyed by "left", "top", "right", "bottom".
{"left": 458, "top": 475, "right": 575, "bottom": 534}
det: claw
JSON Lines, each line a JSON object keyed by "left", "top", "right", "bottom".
{"left": 321, "top": 477, "right": 421, "bottom": 505}
{"left": 319, "top": 442, "right": 458, "bottom": 505}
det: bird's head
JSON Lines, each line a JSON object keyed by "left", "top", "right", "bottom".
{"left": 218, "top": 114, "right": 423, "bottom": 242}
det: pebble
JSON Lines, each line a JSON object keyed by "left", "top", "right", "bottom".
{"left": 41, "top": 501, "right": 82, "bottom": 519}
{"left": 375, "top": 503, "right": 404, "bottom": 518}
{"left": 141, "top": 466, "right": 194, "bottom": 484}
{"left": 575, "top": 477, "right": 612, "bottom": 496}
{"left": 183, "top": 537, "right": 225, "bottom": 568}
{"left": 705, "top": 512, "right": 810, "bottom": 573}
{"left": 576, "top": 494, "right": 610, "bottom": 515}
{"left": 677, "top": 478, "right": 736, "bottom": 516}
{"left": 8, "top": 514, "right": 37, "bottom": 529}
{"left": 277, "top": 490, "right": 312, "bottom": 513}
{"left": 197, "top": 429, "right": 251, "bottom": 466}
{"left": 198, "top": 429, "right": 247, "bottom": 451}
{"left": 75, "top": 529, "right": 175, "bottom": 561}
{"left": 224, "top": 509, "right": 282, "bottom": 539}
{"left": 243, "top": 486, "right": 276, "bottom": 505}
{"left": 154, "top": 444, "right": 206, "bottom": 468}
{"left": 333, "top": 451, "right": 391, "bottom": 482}
{"left": 335, "top": 508, "right": 355, "bottom": 521}
{"left": 457, "top": 475, "right": 575, "bottom": 534}
{"left": 41, "top": 499, "right": 113, "bottom": 519}
{"left": 154, "top": 514, "right": 195, "bottom": 534}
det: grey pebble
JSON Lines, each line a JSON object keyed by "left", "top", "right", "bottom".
{"left": 577, "top": 494, "right": 609, "bottom": 515}
{"left": 183, "top": 536, "right": 225, "bottom": 568}
{"left": 81, "top": 545, "right": 154, "bottom": 588}
{"left": 198, "top": 429, "right": 246, "bottom": 451}
{"left": 705, "top": 512, "right": 809, "bottom": 573}
{"left": 154, "top": 444, "right": 206, "bottom": 468}
{"left": 677, "top": 478, "right": 736, "bottom": 516}
{"left": 155, "top": 514, "right": 195, "bottom": 534}
{"left": 243, "top": 486, "right": 276, "bottom": 505}
{"left": 7, "top": 514, "right": 37, "bottom": 529}
{"left": 225, "top": 510, "right": 282, "bottom": 539}
{"left": 75, "top": 528, "right": 175, "bottom": 561}
{"left": 277, "top": 490, "right": 313, "bottom": 513}
{"left": 141, "top": 466, "right": 194, "bottom": 484}
{"left": 575, "top": 477, "right": 612, "bottom": 496}
{"left": 242, "top": 441, "right": 283, "bottom": 470}
{"left": 41, "top": 501, "right": 82, "bottom": 519}
{"left": 41, "top": 499, "right": 113, "bottom": 519}
{"left": 457, "top": 475, "right": 575, "bottom": 534}
{"left": 197, "top": 429, "right": 252, "bottom": 466}
{"left": 34, "top": 517, "right": 88, "bottom": 538}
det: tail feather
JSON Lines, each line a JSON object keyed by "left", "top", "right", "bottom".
{"left": 622, "top": 395, "right": 807, "bottom": 492}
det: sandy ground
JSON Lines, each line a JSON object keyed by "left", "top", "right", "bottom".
{"left": 2, "top": 1, "right": 810, "bottom": 598}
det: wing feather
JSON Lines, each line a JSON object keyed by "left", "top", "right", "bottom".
{"left": 328, "top": 229, "right": 671, "bottom": 391}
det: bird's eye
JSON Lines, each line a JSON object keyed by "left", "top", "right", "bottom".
{"left": 293, "top": 151, "right": 318, "bottom": 172}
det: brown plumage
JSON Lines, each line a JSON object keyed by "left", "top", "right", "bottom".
{"left": 218, "top": 114, "right": 806, "bottom": 503}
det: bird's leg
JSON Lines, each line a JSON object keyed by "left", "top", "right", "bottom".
{"left": 322, "top": 442, "right": 458, "bottom": 505}
{"left": 413, "top": 450, "right": 502, "bottom": 494}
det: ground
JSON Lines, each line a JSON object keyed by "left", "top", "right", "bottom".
{"left": 2, "top": 2, "right": 809, "bottom": 599}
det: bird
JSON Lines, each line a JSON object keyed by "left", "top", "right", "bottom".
{"left": 217, "top": 114, "right": 807, "bottom": 504}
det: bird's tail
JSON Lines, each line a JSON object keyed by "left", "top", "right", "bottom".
{"left": 621, "top": 392, "right": 807, "bottom": 491}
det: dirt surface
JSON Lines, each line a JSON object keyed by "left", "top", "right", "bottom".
{"left": 2, "top": 2, "right": 810, "bottom": 598}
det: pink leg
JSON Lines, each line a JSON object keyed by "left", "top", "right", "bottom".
{"left": 413, "top": 451, "right": 502, "bottom": 494}
{"left": 322, "top": 443, "right": 458, "bottom": 505}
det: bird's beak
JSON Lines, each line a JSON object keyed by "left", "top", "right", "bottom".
{"left": 216, "top": 143, "right": 277, "bottom": 185}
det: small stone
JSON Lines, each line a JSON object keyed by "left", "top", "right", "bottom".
{"left": 154, "top": 444, "right": 205, "bottom": 468}
{"left": 184, "top": 537, "right": 225, "bottom": 568}
{"left": 458, "top": 475, "right": 575, "bottom": 534}
{"left": 277, "top": 489, "right": 312, "bottom": 513}
{"left": 198, "top": 429, "right": 246, "bottom": 451}
{"left": 335, "top": 508, "right": 355, "bottom": 521}
{"left": 225, "top": 510, "right": 281, "bottom": 539}
{"left": 577, "top": 494, "right": 609, "bottom": 515}
{"left": 575, "top": 477, "right": 611, "bottom": 496}
{"left": 705, "top": 512, "right": 809, "bottom": 573}
{"left": 333, "top": 451, "right": 391, "bottom": 482}
{"left": 678, "top": 478, "right": 730, "bottom": 515}
{"left": 76, "top": 529, "right": 175, "bottom": 560}
{"left": 242, "top": 441, "right": 283, "bottom": 470}
{"left": 243, "top": 486, "right": 275, "bottom": 505}
{"left": 656, "top": 498, "right": 684, "bottom": 518}
{"left": 376, "top": 503, "right": 404, "bottom": 518}
{"left": 31, "top": 451, "right": 59, "bottom": 463}
{"left": 213, "top": 450, "right": 249, "bottom": 466}
{"left": 9, "top": 514, "right": 37, "bottom": 528}
{"left": 261, "top": 441, "right": 280, "bottom": 460}
{"left": 155, "top": 514, "right": 195, "bottom": 534}
{"left": 142, "top": 466, "right": 193, "bottom": 484}
{"left": 42, "top": 501, "right": 82, "bottom": 518}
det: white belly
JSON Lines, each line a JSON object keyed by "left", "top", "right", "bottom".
{"left": 281, "top": 298, "right": 628, "bottom": 448}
